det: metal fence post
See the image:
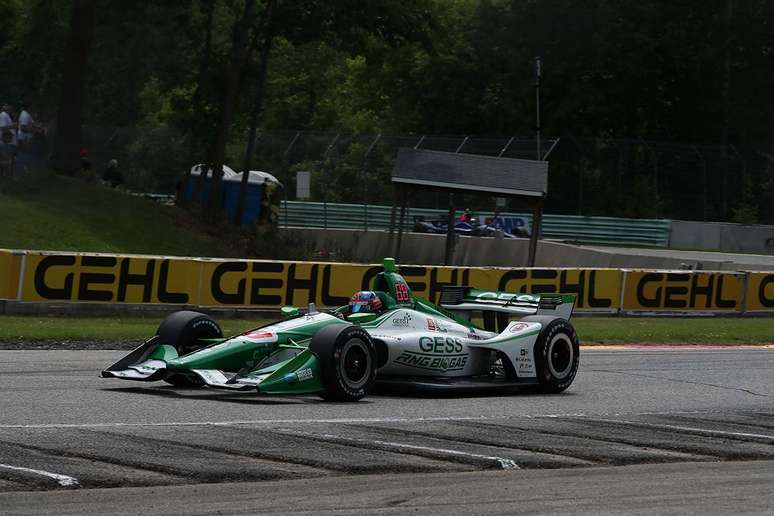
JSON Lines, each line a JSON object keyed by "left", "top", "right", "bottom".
{"left": 282, "top": 131, "right": 301, "bottom": 159}
{"left": 568, "top": 135, "right": 585, "bottom": 215}
{"left": 729, "top": 144, "right": 748, "bottom": 217}
{"left": 497, "top": 136, "right": 514, "bottom": 157}
{"left": 282, "top": 193, "right": 288, "bottom": 227}
{"left": 455, "top": 136, "right": 469, "bottom": 154}
{"left": 721, "top": 144, "right": 729, "bottom": 218}
{"left": 692, "top": 145, "right": 708, "bottom": 221}
{"left": 614, "top": 140, "right": 624, "bottom": 208}
{"left": 640, "top": 139, "right": 658, "bottom": 217}
{"left": 542, "top": 137, "right": 560, "bottom": 160}
{"left": 282, "top": 131, "right": 301, "bottom": 197}
{"left": 320, "top": 133, "right": 340, "bottom": 226}
{"left": 362, "top": 133, "right": 381, "bottom": 231}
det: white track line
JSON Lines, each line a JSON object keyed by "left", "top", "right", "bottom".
{"left": 0, "top": 463, "right": 79, "bottom": 487}
{"left": 0, "top": 416, "right": 498, "bottom": 430}
{"left": 587, "top": 418, "right": 774, "bottom": 441}
{"left": 0, "top": 410, "right": 760, "bottom": 431}
{"left": 283, "top": 430, "right": 519, "bottom": 470}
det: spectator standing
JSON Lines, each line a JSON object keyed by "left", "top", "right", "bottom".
{"left": 16, "top": 103, "right": 33, "bottom": 148}
{"left": 0, "top": 130, "right": 17, "bottom": 178}
{"left": 0, "top": 105, "right": 14, "bottom": 144}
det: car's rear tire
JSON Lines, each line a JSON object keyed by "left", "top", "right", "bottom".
{"left": 310, "top": 324, "right": 376, "bottom": 402}
{"left": 156, "top": 310, "right": 223, "bottom": 387}
{"left": 521, "top": 315, "right": 579, "bottom": 393}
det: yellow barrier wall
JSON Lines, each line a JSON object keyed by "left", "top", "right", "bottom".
{"left": 0, "top": 250, "right": 21, "bottom": 300}
{"left": 18, "top": 253, "right": 203, "bottom": 304}
{"left": 2, "top": 249, "right": 773, "bottom": 313}
{"left": 622, "top": 270, "right": 745, "bottom": 312}
{"left": 8, "top": 251, "right": 622, "bottom": 310}
{"left": 745, "top": 272, "right": 774, "bottom": 312}
{"left": 198, "top": 261, "right": 622, "bottom": 310}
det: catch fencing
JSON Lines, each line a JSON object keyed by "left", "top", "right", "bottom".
{"left": 48, "top": 127, "right": 774, "bottom": 227}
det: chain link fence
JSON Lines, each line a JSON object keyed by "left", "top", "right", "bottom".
{"left": 67, "top": 126, "right": 774, "bottom": 224}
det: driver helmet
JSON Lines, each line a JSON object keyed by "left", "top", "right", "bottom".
{"left": 349, "top": 291, "right": 383, "bottom": 314}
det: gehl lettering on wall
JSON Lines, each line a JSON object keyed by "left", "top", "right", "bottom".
{"left": 496, "top": 269, "right": 617, "bottom": 309}
{"left": 757, "top": 274, "right": 774, "bottom": 308}
{"left": 624, "top": 271, "right": 743, "bottom": 311}
{"left": 206, "top": 263, "right": 475, "bottom": 307}
{"left": 746, "top": 272, "right": 774, "bottom": 311}
{"left": 30, "top": 255, "right": 190, "bottom": 303}
{"left": 22, "top": 253, "right": 626, "bottom": 310}
{"left": 208, "top": 262, "right": 352, "bottom": 306}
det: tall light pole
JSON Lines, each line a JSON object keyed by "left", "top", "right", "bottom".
{"left": 535, "top": 56, "right": 542, "bottom": 160}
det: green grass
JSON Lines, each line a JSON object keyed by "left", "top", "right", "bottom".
{"left": 0, "top": 315, "right": 268, "bottom": 343}
{"left": 0, "top": 315, "right": 771, "bottom": 345}
{"left": 0, "top": 171, "right": 235, "bottom": 257}
{"left": 573, "top": 317, "right": 774, "bottom": 344}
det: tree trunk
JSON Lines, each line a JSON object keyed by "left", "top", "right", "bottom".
{"left": 204, "top": 0, "right": 257, "bottom": 222}
{"left": 181, "top": 0, "right": 216, "bottom": 207}
{"left": 236, "top": 0, "right": 275, "bottom": 226}
{"left": 53, "top": 0, "right": 96, "bottom": 175}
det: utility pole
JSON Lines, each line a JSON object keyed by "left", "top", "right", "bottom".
{"left": 535, "top": 56, "right": 542, "bottom": 160}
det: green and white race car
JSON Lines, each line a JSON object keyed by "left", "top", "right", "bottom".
{"left": 102, "top": 258, "right": 580, "bottom": 401}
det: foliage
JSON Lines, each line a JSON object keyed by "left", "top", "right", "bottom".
{"left": 122, "top": 128, "right": 190, "bottom": 192}
{"left": 4, "top": 0, "right": 774, "bottom": 222}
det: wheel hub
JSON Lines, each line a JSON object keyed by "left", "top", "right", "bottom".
{"left": 340, "top": 339, "right": 371, "bottom": 388}
{"left": 547, "top": 335, "right": 573, "bottom": 379}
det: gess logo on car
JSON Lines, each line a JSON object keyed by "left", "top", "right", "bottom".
{"left": 418, "top": 336, "right": 463, "bottom": 353}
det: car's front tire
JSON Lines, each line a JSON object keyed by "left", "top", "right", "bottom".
{"left": 521, "top": 315, "right": 579, "bottom": 393}
{"left": 310, "top": 324, "right": 377, "bottom": 402}
{"left": 156, "top": 310, "right": 223, "bottom": 387}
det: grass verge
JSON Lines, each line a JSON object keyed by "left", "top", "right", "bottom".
{"left": 574, "top": 316, "right": 773, "bottom": 344}
{"left": 0, "top": 171, "right": 235, "bottom": 257}
{"left": 0, "top": 315, "right": 771, "bottom": 346}
{"left": 0, "top": 315, "right": 265, "bottom": 344}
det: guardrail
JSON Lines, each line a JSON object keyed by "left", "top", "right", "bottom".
{"left": 280, "top": 201, "right": 672, "bottom": 247}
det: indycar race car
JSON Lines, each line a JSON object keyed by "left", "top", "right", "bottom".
{"left": 413, "top": 215, "right": 531, "bottom": 239}
{"left": 102, "top": 258, "right": 579, "bottom": 401}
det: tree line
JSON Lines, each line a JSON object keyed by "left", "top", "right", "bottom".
{"left": 2, "top": 0, "right": 774, "bottom": 223}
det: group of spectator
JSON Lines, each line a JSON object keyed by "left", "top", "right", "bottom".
{"left": 0, "top": 101, "right": 37, "bottom": 178}
{"left": 0, "top": 100, "right": 124, "bottom": 188}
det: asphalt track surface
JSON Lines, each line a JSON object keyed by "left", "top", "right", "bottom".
{"left": 0, "top": 347, "right": 773, "bottom": 514}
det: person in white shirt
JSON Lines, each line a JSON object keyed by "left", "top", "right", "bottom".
{"left": 17, "top": 103, "right": 33, "bottom": 145}
{"left": 0, "top": 105, "right": 13, "bottom": 144}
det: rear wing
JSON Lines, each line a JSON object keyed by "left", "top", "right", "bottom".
{"left": 439, "top": 287, "right": 576, "bottom": 321}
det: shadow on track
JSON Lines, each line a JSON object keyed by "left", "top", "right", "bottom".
{"left": 100, "top": 386, "right": 376, "bottom": 405}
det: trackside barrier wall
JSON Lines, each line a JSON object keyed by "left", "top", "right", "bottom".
{"left": 621, "top": 270, "right": 746, "bottom": 313}
{"left": 2, "top": 249, "right": 774, "bottom": 314}
{"left": 745, "top": 272, "right": 774, "bottom": 312}
{"left": 0, "top": 250, "right": 21, "bottom": 300}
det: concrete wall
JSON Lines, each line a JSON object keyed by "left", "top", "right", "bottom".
{"left": 280, "top": 228, "right": 774, "bottom": 270}
{"left": 670, "top": 220, "right": 774, "bottom": 254}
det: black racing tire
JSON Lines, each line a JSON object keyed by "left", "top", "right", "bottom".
{"left": 156, "top": 310, "right": 222, "bottom": 387}
{"left": 521, "top": 315, "right": 579, "bottom": 393}
{"left": 310, "top": 324, "right": 377, "bottom": 402}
